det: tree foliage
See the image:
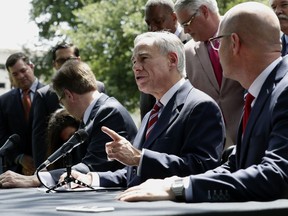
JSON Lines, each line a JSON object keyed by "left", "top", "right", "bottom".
{"left": 28, "top": 0, "right": 269, "bottom": 111}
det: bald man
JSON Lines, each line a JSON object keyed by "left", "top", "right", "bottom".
{"left": 117, "top": 2, "right": 288, "bottom": 203}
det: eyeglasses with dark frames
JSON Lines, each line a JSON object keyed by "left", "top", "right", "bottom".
{"left": 55, "top": 56, "right": 78, "bottom": 66}
{"left": 181, "top": 10, "right": 198, "bottom": 28}
{"left": 208, "top": 34, "right": 232, "bottom": 51}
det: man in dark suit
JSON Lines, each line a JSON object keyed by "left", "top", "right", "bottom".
{"left": 32, "top": 42, "right": 105, "bottom": 167}
{"left": 61, "top": 31, "right": 225, "bottom": 189}
{"left": 269, "top": 0, "right": 288, "bottom": 56}
{"left": 0, "top": 59, "right": 137, "bottom": 188}
{"left": 140, "top": 0, "right": 192, "bottom": 120}
{"left": 0, "top": 53, "right": 44, "bottom": 175}
{"left": 117, "top": 2, "right": 288, "bottom": 203}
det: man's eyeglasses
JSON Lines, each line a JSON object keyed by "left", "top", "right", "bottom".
{"left": 181, "top": 10, "right": 198, "bottom": 27}
{"left": 57, "top": 92, "right": 65, "bottom": 107}
{"left": 208, "top": 34, "right": 231, "bottom": 51}
{"left": 55, "top": 56, "right": 78, "bottom": 66}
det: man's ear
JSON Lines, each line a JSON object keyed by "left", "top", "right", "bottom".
{"left": 231, "top": 33, "right": 241, "bottom": 55}
{"left": 168, "top": 52, "right": 178, "bottom": 67}
{"left": 63, "top": 89, "right": 73, "bottom": 100}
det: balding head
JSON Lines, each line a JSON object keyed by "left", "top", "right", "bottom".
{"left": 220, "top": 2, "right": 281, "bottom": 52}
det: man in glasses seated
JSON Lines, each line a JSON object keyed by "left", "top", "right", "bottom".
{"left": 32, "top": 42, "right": 106, "bottom": 168}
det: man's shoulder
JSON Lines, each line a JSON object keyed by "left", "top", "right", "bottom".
{"left": 184, "top": 39, "right": 202, "bottom": 50}
{"left": 0, "top": 88, "right": 18, "bottom": 100}
{"left": 36, "top": 85, "right": 56, "bottom": 97}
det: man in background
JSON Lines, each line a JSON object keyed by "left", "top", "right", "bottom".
{"left": 174, "top": 0, "right": 244, "bottom": 150}
{"left": 0, "top": 53, "right": 44, "bottom": 175}
{"left": 270, "top": 0, "right": 288, "bottom": 56}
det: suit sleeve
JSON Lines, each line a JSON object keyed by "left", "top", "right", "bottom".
{"left": 186, "top": 87, "right": 288, "bottom": 202}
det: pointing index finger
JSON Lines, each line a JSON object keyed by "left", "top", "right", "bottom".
{"left": 101, "top": 126, "right": 121, "bottom": 141}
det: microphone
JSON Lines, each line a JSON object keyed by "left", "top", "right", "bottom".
{"left": 37, "top": 129, "right": 89, "bottom": 171}
{"left": 0, "top": 134, "right": 20, "bottom": 157}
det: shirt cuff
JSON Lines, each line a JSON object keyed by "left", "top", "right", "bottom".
{"left": 183, "top": 176, "right": 192, "bottom": 201}
{"left": 89, "top": 172, "right": 100, "bottom": 187}
{"left": 38, "top": 171, "right": 55, "bottom": 188}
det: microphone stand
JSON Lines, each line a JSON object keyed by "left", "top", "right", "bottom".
{"left": 46, "top": 153, "right": 94, "bottom": 193}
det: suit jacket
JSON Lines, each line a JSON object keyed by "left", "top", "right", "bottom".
{"left": 188, "top": 56, "right": 288, "bottom": 202}
{"left": 32, "top": 81, "right": 106, "bottom": 167}
{"left": 0, "top": 81, "right": 44, "bottom": 173}
{"left": 49, "top": 93, "right": 138, "bottom": 182}
{"left": 185, "top": 40, "right": 244, "bottom": 147}
{"left": 98, "top": 80, "right": 225, "bottom": 187}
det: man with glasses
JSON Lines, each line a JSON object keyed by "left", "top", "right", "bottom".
{"left": 32, "top": 42, "right": 105, "bottom": 168}
{"left": 270, "top": 0, "right": 288, "bottom": 56}
{"left": 174, "top": 0, "right": 244, "bottom": 152}
{"left": 117, "top": 1, "right": 288, "bottom": 203}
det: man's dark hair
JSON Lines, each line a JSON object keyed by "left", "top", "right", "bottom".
{"left": 5, "top": 52, "right": 31, "bottom": 72}
{"left": 51, "top": 42, "right": 80, "bottom": 61}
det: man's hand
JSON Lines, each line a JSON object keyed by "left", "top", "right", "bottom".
{"left": 59, "top": 170, "right": 93, "bottom": 189}
{"left": 0, "top": 170, "right": 40, "bottom": 188}
{"left": 116, "top": 177, "right": 178, "bottom": 202}
{"left": 102, "top": 126, "right": 141, "bottom": 166}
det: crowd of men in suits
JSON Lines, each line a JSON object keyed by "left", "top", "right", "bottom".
{"left": 0, "top": 0, "right": 288, "bottom": 204}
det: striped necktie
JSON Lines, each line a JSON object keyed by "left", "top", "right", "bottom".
{"left": 146, "top": 101, "right": 162, "bottom": 139}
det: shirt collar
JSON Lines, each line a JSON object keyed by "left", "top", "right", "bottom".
{"left": 159, "top": 78, "right": 185, "bottom": 106}
{"left": 83, "top": 91, "right": 102, "bottom": 125}
{"left": 248, "top": 57, "right": 282, "bottom": 99}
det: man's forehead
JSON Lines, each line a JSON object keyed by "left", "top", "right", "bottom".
{"left": 133, "top": 40, "right": 156, "bottom": 57}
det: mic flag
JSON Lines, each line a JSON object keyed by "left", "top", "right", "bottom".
{"left": 37, "top": 129, "right": 89, "bottom": 171}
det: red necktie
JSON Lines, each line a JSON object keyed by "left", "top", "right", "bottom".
{"left": 207, "top": 42, "right": 223, "bottom": 87}
{"left": 242, "top": 92, "right": 254, "bottom": 133}
{"left": 146, "top": 101, "right": 162, "bottom": 139}
{"left": 22, "top": 89, "right": 31, "bottom": 121}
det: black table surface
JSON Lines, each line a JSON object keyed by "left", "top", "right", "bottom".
{"left": 1, "top": 188, "right": 288, "bottom": 215}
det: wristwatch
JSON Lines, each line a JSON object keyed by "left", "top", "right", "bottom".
{"left": 170, "top": 179, "right": 186, "bottom": 202}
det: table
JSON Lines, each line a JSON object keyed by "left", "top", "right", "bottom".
{"left": 1, "top": 188, "right": 288, "bottom": 215}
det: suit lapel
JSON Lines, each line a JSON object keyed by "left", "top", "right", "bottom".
{"left": 239, "top": 58, "right": 288, "bottom": 166}
{"left": 142, "top": 81, "right": 192, "bottom": 149}
{"left": 196, "top": 42, "right": 220, "bottom": 91}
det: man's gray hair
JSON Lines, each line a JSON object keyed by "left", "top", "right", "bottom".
{"left": 175, "top": 0, "right": 219, "bottom": 14}
{"left": 134, "top": 31, "right": 186, "bottom": 77}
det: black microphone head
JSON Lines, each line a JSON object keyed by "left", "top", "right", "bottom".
{"left": 9, "top": 134, "right": 20, "bottom": 145}
{"left": 0, "top": 134, "right": 20, "bottom": 157}
{"left": 75, "top": 129, "right": 89, "bottom": 142}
